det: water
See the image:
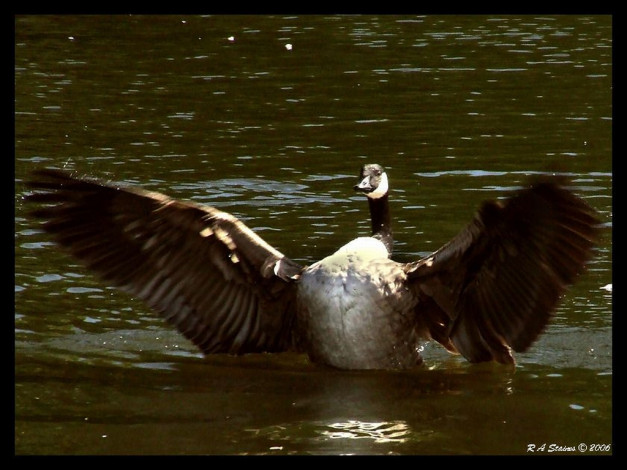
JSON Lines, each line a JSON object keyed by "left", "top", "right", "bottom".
{"left": 15, "top": 15, "right": 612, "bottom": 455}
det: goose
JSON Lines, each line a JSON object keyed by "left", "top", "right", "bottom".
{"left": 26, "top": 164, "right": 599, "bottom": 370}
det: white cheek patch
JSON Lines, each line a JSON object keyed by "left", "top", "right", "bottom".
{"left": 357, "top": 175, "right": 371, "bottom": 190}
{"left": 367, "top": 172, "right": 388, "bottom": 199}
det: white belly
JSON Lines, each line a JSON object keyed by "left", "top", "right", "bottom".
{"left": 297, "top": 238, "right": 421, "bottom": 369}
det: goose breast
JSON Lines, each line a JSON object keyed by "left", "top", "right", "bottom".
{"left": 297, "top": 237, "right": 421, "bottom": 369}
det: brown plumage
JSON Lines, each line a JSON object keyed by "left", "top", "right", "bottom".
{"left": 406, "top": 179, "right": 599, "bottom": 364}
{"left": 26, "top": 166, "right": 599, "bottom": 369}
{"left": 27, "top": 170, "right": 302, "bottom": 354}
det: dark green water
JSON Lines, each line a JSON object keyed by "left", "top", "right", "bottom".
{"left": 15, "top": 15, "right": 612, "bottom": 455}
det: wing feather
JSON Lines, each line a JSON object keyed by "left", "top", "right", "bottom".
{"left": 27, "top": 169, "right": 304, "bottom": 355}
{"left": 406, "top": 177, "right": 599, "bottom": 364}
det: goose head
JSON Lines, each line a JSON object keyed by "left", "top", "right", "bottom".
{"left": 354, "top": 163, "right": 389, "bottom": 199}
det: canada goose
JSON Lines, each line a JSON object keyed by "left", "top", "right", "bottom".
{"left": 26, "top": 165, "right": 599, "bottom": 370}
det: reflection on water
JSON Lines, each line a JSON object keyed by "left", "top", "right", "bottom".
{"left": 15, "top": 346, "right": 612, "bottom": 455}
{"left": 15, "top": 15, "right": 611, "bottom": 455}
{"left": 320, "top": 420, "right": 411, "bottom": 444}
{"left": 246, "top": 419, "right": 415, "bottom": 455}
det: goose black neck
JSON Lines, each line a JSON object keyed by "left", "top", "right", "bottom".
{"left": 368, "top": 194, "right": 393, "bottom": 255}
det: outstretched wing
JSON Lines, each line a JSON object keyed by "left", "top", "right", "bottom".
{"left": 406, "top": 177, "right": 599, "bottom": 364}
{"left": 27, "top": 169, "right": 304, "bottom": 355}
